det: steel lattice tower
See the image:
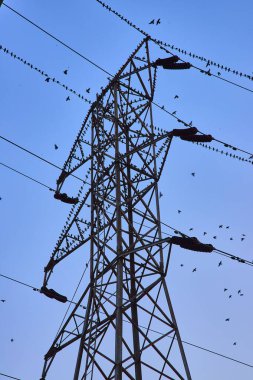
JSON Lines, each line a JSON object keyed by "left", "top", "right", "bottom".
{"left": 41, "top": 37, "right": 192, "bottom": 380}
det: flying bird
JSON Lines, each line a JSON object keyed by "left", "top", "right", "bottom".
{"left": 174, "top": 95, "right": 179, "bottom": 99}
{"left": 180, "top": 264, "right": 184, "bottom": 267}
{"left": 218, "top": 261, "right": 222, "bottom": 267}
{"left": 54, "top": 144, "right": 59, "bottom": 150}
{"left": 63, "top": 69, "right": 68, "bottom": 75}
{"left": 224, "top": 288, "right": 228, "bottom": 292}
{"left": 230, "top": 237, "right": 233, "bottom": 241}
{"left": 192, "top": 268, "right": 197, "bottom": 273}
{"left": 86, "top": 88, "right": 91, "bottom": 93}
{"left": 10, "top": 338, "right": 14, "bottom": 342}
{"left": 189, "top": 228, "right": 194, "bottom": 231}
{"left": 229, "top": 295, "right": 232, "bottom": 299}
{"left": 1, "top": 299, "right": 6, "bottom": 303}
{"left": 233, "top": 342, "right": 237, "bottom": 346}
{"left": 226, "top": 226, "right": 230, "bottom": 229}
{"left": 241, "top": 237, "right": 245, "bottom": 241}
{"left": 66, "top": 96, "right": 70, "bottom": 101}
{"left": 191, "top": 172, "right": 195, "bottom": 177}
{"left": 203, "top": 232, "right": 207, "bottom": 235}
{"left": 149, "top": 19, "right": 155, "bottom": 24}
{"left": 238, "top": 290, "right": 241, "bottom": 294}
{"left": 225, "top": 318, "right": 230, "bottom": 322}
{"left": 177, "top": 210, "right": 182, "bottom": 214}
{"left": 213, "top": 236, "right": 217, "bottom": 240}
{"left": 219, "top": 225, "right": 223, "bottom": 228}
{"left": 156, "top": 19, "right": 161, "bottom": 25}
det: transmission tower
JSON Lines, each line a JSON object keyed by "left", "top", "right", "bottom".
{"left": 41, "top": 37, "right": 193, "bottom": 380}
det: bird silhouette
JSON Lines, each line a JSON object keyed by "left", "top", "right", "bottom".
{"left": 54, "top": 144, "right": 58, "bottom": 150}
{"left": 174, "top": 95, "right": 179, "bottom": 99}
{"left": 192, "top": 268, "right": 197, "bottom": 272}
{"left": 240, "top": 293, "right": 244, "bottom": 296}
{"left": 233, "top": 342, "right": 237, "bottom": 346}
{"left": 229, "top": 295, "right": 232, "bottom": 298}
{"left": 189, "top": 228, "right": 194, "bottom": 231}
{"left": 203, "top": 232, "right": 207, "bottom": 235}
{"left": 191, "top": 172, "right": 195, "bottom": 177}
{"left": 238, "top": 290, "right": 241, "bottom": 294}
{"left": 1, "top": 299, "right": 6, "bottom": 303}
{"left": 180, "top": 264, "right": 184, "bottom": 267}
{"left": 219, "top": 225, "right": 223, "bottom": 228}
{"left": 45, "top": 77, "right": 50, "bottom": 83}
{"left": 242, "top": 234, "right": 246, "bottom": 236}
{"left": 226, "top": 226, "right": 230, "bottom": 229}
{"left": 86, "top": 88, "right": 91, "bottom": 93}
{"left": 11, "top": 338, "right": 14, "bottom": 342}
{"left": 172, "top": 111, "right": 177, "bottom": 115}
{"left": 0, "top": 197, "right": 2, "bottom": 200}
{"left": 213, "top": 236, "right": 217, "bottom": 239}
{"left": 225, "top": 318, "right": 230, "bottom": 322}
{"left": 218, "top": 261, "right": 222, "bottom": 267}
{"left": 177, "top": 210, "right": 182, "bottom": 214}
{"left": 241, "top": 237, "right": 245, "bottom": 241}
{"left": 224, "top": 288, "right": 228, "bottom": 292}
{"left": 156, "top": 19, "right": 161, "bottom": 25}
{"left": 159, "top": 191, "right": 163, "bottom": 198}
{"left": 149, "top": 19, "right": 155, "bottom": 24}
{"left": 63, "top": 69, "right": 68, "bottom": 75}
{"left": 217, "top": 72, "right": 221, "bottom": 76}
{"left": 230, "top": 237, "right": 233, "bottom": 241}
{"left": 66, "top": 96, "right": 70, "bottom": 101}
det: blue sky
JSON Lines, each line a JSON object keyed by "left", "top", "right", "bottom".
{"left": 0, "top": 0, "right": 253, "bottom": 379}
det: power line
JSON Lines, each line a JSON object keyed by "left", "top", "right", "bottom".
{"left": 0, "top": 373, "right": 21, "bottom": 380}
{"left": 1, "top": 271, "right": 253, "bottom": 370}
{"left": 94, "top": 0, "right": 253, "bottom": 85}
{"left": 1, "top": 43, "right": 253, "bottom": 166}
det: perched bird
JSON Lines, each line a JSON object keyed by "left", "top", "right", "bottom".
{"left": 218, "top": 261, "right": 222, "bottom": 267}
{"left": 203, "top": 232, "right": 207, "bottom": 235}
{"left": 192, "top": 268, "right": 197, "bottom": 272}
{"left": 219, "top": 225, "right": 223, "bottom": 228}
{"left": 86, "top": 88, "right": 91, "bottom": 93}
{"left": 191, "top": 172, "right": 195, "bottom": 177}
{"left": 225, "top": 318, "right": 230, "bottom": 322}
{"left": 63, "top": 69, "right": 68, "bottom": 75}
{"left": 54, "top": 144, "right": 59, "bottom": 150}
{"left": 177, "top": 210, "right": 182, "bottom": 214}
{"left": 45, "top": 77, "right": 50, "bottom": 83}
{"left": 224, "top": 288, "right": 228, "bottom": 292}
{"left": 174, "top": 95, "right": 179, "bottom": 99}
{"left": 172, "top": 111, "right": 177, "bottom": 115}
{"left": 1, "top": 299, "right": 6, "bottom": 303}
{"left": 189, "top": 121, "right": 193, "bottom": 126}
{"left": 66, "top": 96, "right": 70, "bottom": 101}
{"left": 156, "top": 18, "right": 161, "bottom": 25}
{"left": 242, "top": 234, "right": 246, "bottom": 237}
{"left": 149, "top": 19, "right": 155, "bottom": 24}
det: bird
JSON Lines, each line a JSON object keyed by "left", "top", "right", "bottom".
{"left": 149, "top": 19, "right": 155, "bottom": 24}
{"left": 189, "top": 228, "right": 194, "bottom": 231}
{"left": 238, "top": 290, "right": 241, "bottom": 294}
{"left": 233, "top": 342, "right": 237, "bottom": 346}
{"left": 230, "top": 237, "right": 233, "bottom": 241}
{"left": 10, "top": 338, "right": 14, "bottom": 342}
{"left": 240, "top": 293, "right": 244, "bottom": 296}
{"left": 174, "top": 95, "right": 179, "bottom": 99}
{"left": 226, "top": 226, "right": 230, "bottom": 229}
{"left": 192, "top": 268, "right": 197, "bottom": 272}
{"left": 159, "top": 191, "right": 163, "bottom": 198}
{"left": 229, "top": 295, "right": 232, "bottom": 299}
{"left": 225, "top": 318, "right": 230, "bottom": 322}
{"left": 172, "top": 111, "right": 177, "bottom": 115}
{"left": 177, "top": 210, "right": 182, "bottom": 214}
{"left": 203, "top": 232, "right": 207, "bottom": 235}
{"left": 218, "top": 261, "right": 222, "bottom": 267}
{"left": 189, "top": 121, "right": 193, "bottom": 126}
{"left": 219, "top": 225, "right": 223, "bottom": 228}
{"left": 1, "top": 299, "right": 6, "bottom": 303}
{"left": 242, "top": 234, "right": 246, "bottom": 237}
{"left": 224, "top": 288, "right": 228, "bottom": 292}
{"left": 86, "top": 88, "right": 91, "bottom": 93}
{"left": 213, "top": 236, "right": 217, "bottom": 239}
{"left": 156, "top": 19, "right": 161, "bottom": 25}
{"left": 66, "top": 96, "right": 70, "bottom": 101}
{"left": 241, "top": 237, "right": 245, "bottom": 241}
{"left": 191, "top": 172, "right": 195, "bottom": 177}
{"left": 63, "top": 69, "right": 68, "bottom": 75}
{"left": 45, "top": 77, "right": 50, "bottom": 83}
{"left": 54, "top": 144, "right": 58, "bottom": 150}
{"left": 180, "top": 264, "right": 184, "bottom": 267}
{"left": 217, "top": 72, "right": 221, "bottom": 76}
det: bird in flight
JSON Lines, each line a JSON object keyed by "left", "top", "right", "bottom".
{"left": 54, "top": 144, "right": 59, "bottom": 150}
{"left": 230, "top": 237, "right": 233, "bottom": 241}
{"left": 226, "top": 226, "right": 230, "bottom": 229}
{"left": 66, "top": 96, "right": 70, "bottom": 101}
{"left": 225, "top": 318, "right": 230, "bottom": 322}
{"left": 238, "top": 290, "right": 241, "bottom": 294}
{"left": 229, "top": 295, "right": 232, "bottom": 299}
{"left": 10, "top": 338, "right": 14, "bottom": 342}
{"left": 149, "top": 19, "right": 155, "bottom": 24}
{"left": 174, "top": 95, "right": 179, "bottom": 99}
{"left": 177, "top": 210, "right": 182, "bottom": 214}
{"left": 156, "top": 18, "right": 161, "bottom": 25}
{"left": 241, "top": 237, "right": 245, "bottom": 241}
{"left": 86, "top": 88, "right": 91, "bottom": 93}
{"left": 218, "top": 261, "right": 222, "bottom": 267}
{"left": 224, "top": 288, "right": 228, "bottom": 292}
{"left": 203, "top": 232, "right": 207, "bottom": 235}
{"left": 180, "top": 264, "right": 184, "bottom": 267}
{"left": 213, "top": 236, "right": 217, "bottom": 240}
{"left": 219, "top": 225, "right": 223, "bottom": 228}
{"left": 189, "top": 227, "right": 194, "bottom": 231}
{"left": 191, "top": 172, "right": 195, "bottom": 177}
{"left": 233, "top": 342, "right": 237, "bottom": 346}
{"left": 1, "top": 299, "right": 6, "bottom": 303}
{"left": 63, "top": 69, "right": 68, "bottom": 75}
{"left": 192, "top": 268, "right": 197, "bottom": 272}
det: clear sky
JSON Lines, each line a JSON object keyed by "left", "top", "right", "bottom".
{"left": 0, "top": 0, "right": 253, "bottom": 379}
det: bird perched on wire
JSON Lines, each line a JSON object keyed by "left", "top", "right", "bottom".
{"left": 45, "top": 77, "right": 50, "bottom": 83}
{"left": 63, "top": 69, "right": 68, "bottom": 75}
{"left": 189, "top": 228, "right": 194, "bottom": 231}
{"left": 66, "top": 96, "right": 70, "bottom": 101}
{"left": 54, "top": 144, "right": 59, "bottom": 150}
{"left": 86, "top": 88, "right": 91, "bottom": 93}
{"left": 172, "top": 111, "right": 177, "bottom": 115}
{"left": 203, "top": 232, "right": 207, "bottom": 235}
{"left": 224, "top": 288, "right": 228, "bottom": 292}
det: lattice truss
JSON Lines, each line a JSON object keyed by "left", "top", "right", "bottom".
{"left": 41, "top": 38, "right": 192, "bottom": 380}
